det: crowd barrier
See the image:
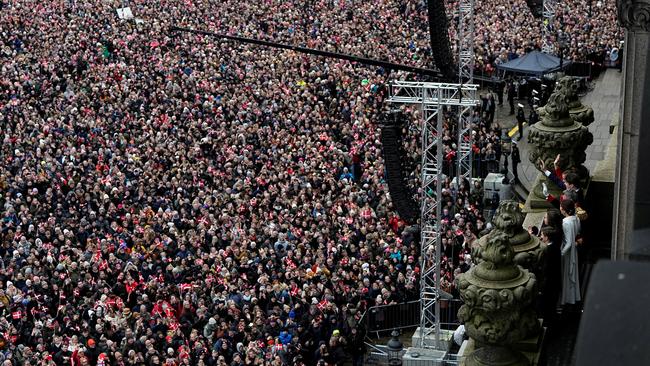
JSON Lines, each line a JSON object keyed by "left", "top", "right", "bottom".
{"left": 470, "top": 61, "right": 613, "bottom": 90}
{"left": 361, "top": 299, "right": 464, "bottom": 338}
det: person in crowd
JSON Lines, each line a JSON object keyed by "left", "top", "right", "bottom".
{"left": 511, "top": 141, "right": 521, "bottom": 184}
{"left": 540, "top": 224, "right": 562, "bottom": 328}
{"left": 494, "top": 80, "right": 505, "bottom": 106}
{"left": 508, "top": 81, "right": 517, "bottom": 115}
{"left": 543, "top": 175, "right": 585, "bottom": 210}
{"left": 542, "top": 208, "right": 564, "bottom": 237}
{"left": 529, "top": 105, "right": 540, "bottom": 126}
{"left": 540, "top": 154, "right": 566, "bottom": 190}
{"left": 516, "top": 104, "right": 526, "bottom": 140}
{"left": 560, "top": 199, "right": 581, "bottom": 308}
{"left": 481, "top": 93, "right": 496, "bottom": 125}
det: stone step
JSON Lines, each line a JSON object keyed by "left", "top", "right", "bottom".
{"left": 513, "top": 182, "right": 530, "bottom": 203}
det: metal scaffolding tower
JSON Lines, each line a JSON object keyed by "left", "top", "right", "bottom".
{"left": 457, "top": 0, "right": 476, "bottom": 83}
{"left": 388, "top": 82, "right": 479, "bottom": 349}
{"left": 542, "top": 0, "right": 557, "bottom": 54}
{"left": 456, "top": 0, "right": 476, "bottom": 186}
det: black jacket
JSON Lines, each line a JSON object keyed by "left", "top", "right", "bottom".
{"left": 511, "top": 146, "right": 521, "bottom": 164}
{"left": 516, "top": 109, "right": 526, "bottom": 123}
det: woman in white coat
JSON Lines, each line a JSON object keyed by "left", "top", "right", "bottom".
{"left": 560, "top": 199, "right": 581, "bottom": 306}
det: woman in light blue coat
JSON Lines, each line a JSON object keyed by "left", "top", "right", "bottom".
{"left": 560, "top": 199, "right": 581, "bottom": 306}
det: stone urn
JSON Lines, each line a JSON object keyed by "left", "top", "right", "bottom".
{"left": 556, "top": 76, "right": 595, "bottom": 128}
{"left": 473, "top": 201, "right": 546, "bottom": 286}
{"left": 457, "top": 220, "right": 540, "bottom": 365}
{"left": 527, "top": 88, "right": 593, "bottom": 209}
{"left": 494, "top": 201, "right": 546, "bottom": 280}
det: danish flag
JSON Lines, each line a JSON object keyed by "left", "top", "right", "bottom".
{"left": 179, "top": 283, "right": 193, "bottom": 292}
{"left": 168, "top": 321, "right": 180, "bottom": 331}
{"left": 290, "top": 284, "right": 299, "bottom": 297}
{"left": 125, "top": 281, "right": 138, "bottom": 294}
{"left": 285, "top": 258, "right": 297, "bottom": 270}
{"left": 317, "top": 299, "right": 328, "bottom": 311}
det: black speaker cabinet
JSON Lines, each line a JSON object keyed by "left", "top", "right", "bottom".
{"left": 575, "top": 260, "right": 650, "bottom": 365}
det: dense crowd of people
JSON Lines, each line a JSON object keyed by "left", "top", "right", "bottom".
{"left": 0, "top": 0, "right": 610, "bottom": 364}
{"left": 445, "top": 0, "right": 622, "bottom": 73}
{"left": 551, "top": 0, "right": 623, "bottom": 62}
{"left": 137, "top": 0, "right": 623, "bottom": 75}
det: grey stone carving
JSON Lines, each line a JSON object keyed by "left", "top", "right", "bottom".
{"left": 527, "top": 85, "right": 593, "bottom": 208}
{"left": 555, "top": 76, "right": 595, "bottom": 128}
{"left": 457, "top": 204, "right": 540, "bottom": 366}
{"left": 618, "top": 0, "right": 650, "bottom": 31}
{"left": 493, "top": 201, "right": 546, "bottom": 281}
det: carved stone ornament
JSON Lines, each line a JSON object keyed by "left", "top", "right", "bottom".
{"left": 528, "top": 87, "right": 593, "bottom": 207}
{"left": 457, "top": 207, "right": 540, "bottom": 366}
{"left": 618, "top": 0, "right": 650, "bottom": 32}
{"left": 491, "top": 201, "right": 546, "bottom": 281}
{"left": 555, "top": 76, "right": 595, "bottom": 127}
{"left": 533, "top": 92, "right": 573, "bottom": 128}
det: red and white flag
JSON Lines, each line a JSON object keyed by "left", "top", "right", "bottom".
{"left": 168, "top": 321, "right": 180, "bottom": 331}
{"left": 205, "top": 275, "right": 214, "bottom": 285}
{"left": 125, "top": 281, "right": 138, "bottom": 294}
{"left": 98, "top": 260, "right": 108, "bottom": 271}
{"left": 290, "top": 284, "right": 299, "bottom": 297}
{"left": 317, "top": 299, "right": 328, "bottom": 311}
{"left": 285, "top": 258, "right": 297, "bottom": 270}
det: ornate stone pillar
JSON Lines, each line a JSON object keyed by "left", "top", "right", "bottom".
{"left": 474, "top": 201, "right": 546, "bottom": 282}
{"left": 556, "top": 76, "right": 596, "bottom": 184}
{"left": 526, "top": 90, "right": 593, "bottom": 209}
{"left": 457, "top": 205, "right": 540, "bottom": 366}
{"left": 495, "top": 201, "right": 546, "bottom": 279}
{"left": 548, "top": 76, "right": 595, "bottom": 128}
{"left": 613, "top": 0, "right": 650, "bottom": 260}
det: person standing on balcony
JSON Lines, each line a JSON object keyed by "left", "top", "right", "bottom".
{"left": 560, "top": 199, "right": 581, "bottom": 308}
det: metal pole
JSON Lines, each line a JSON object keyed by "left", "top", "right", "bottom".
{"left": 542, "top": 0, "right": 557, "bottom": 54}
{"left": 434, "top": 97, "right": 443, "bottom": 348}
{"left": 418, "top": 92, "right": 428, "bottom": 349}
{"left": 457, "top": 0, "right": 476, "bottom": 83}
{"left": 169, "top": 26, "right": 444, "bottom": 79}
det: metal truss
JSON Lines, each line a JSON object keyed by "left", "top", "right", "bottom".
{"left": 456, "top": 99, "right": 474, "bottom": 184}
{"left": 456, "top": 0, "right": 476, "bottom": 188}
{"left": 457, "top": 0, "right": 475, "bottom": 83}
{"left": 542, "top": 0, "right": 557, "bottom": 54}
{"left": 387, "top": 81, "right": 479, "bottom": 349}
